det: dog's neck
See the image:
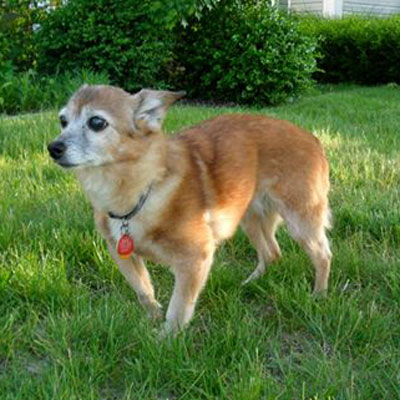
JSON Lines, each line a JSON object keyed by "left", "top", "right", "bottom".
{"left": 75, "top": 136, "right": 168, "bottom": 215}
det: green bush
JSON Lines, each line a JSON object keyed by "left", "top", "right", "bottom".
{"left": 0, "top": 69, "right": 109, "bottom": 115}
{"left": 0, "top": 1, "right": 46, "bottom": 72}
{"left": 174, "top": 0, "right": 318, "bottom": 105}
{"left": 299, "top": 15, "right": 400, "bottom": 84}
{"left": 35, "top": 0, "right": 317, "bottom": 105}
{"left": 35, "top": 0, "right": 179, "bottom": 92}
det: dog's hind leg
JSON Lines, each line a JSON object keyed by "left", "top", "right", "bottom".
{"left": 164, "top": 250, "right": 214, "bottom": 335}
{"left": 305, "top": 232, "right": 331, "bottom": 293}
{"left": 241, "top": 209, "right": 282, "bottom": 285}
{"left": 281, "top": 207, "right": 332, "bottom": 293}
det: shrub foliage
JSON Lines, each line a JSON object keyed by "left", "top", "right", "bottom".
{"left": 35, "top": 0, "right": 317, "bottom": 105}
{"left": 0, "top": 69, "right": 109, "bottom": 114}
{"left": 0, "top": 0, "right": 46, "bottom": 72}
{"left": 175, "top": 0, "right": 318, "bottom": 105}
{"left": 35, "top": 0, "right": 180, "bottom": 92}
{"left": 300, "top": 15, "right": 400, "bottom": 84}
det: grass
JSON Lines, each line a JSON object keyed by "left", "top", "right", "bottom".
{"left": 0, "top": 85, "right": 399, "bottom": 399}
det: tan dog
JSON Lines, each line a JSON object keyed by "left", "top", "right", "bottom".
{"left": 48, "top": 85, "right": 332, "bottom": 334}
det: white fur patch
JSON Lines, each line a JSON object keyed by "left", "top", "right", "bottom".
{"left": 136, "top": 97, "right": 164, "bottom": 132}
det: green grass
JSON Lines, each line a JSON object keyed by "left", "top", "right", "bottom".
{"left": 0, "top": 85, "right": 399, "bottom": 399}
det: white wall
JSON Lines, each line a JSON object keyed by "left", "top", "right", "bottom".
{"left": 323, "top": 0, "right": 344, "bottom": 16}
{"left": 343, "top": 0, "right": 400, "bottom": 16}
{"left": 281, "top": 0, "right": 400, "bottom": 16}
{"left": 288, "top": 0, "right": 323, "bottom": 14}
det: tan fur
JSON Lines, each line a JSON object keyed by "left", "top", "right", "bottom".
{"left": 49, "top": 85, "right": 332, "bottom": 334}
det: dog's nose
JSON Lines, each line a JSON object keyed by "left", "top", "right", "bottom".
{"left": 48, "top": 141, "right": 66, "bottom": 160}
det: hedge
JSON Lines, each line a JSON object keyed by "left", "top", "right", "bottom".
{"left": 299, "top": 15, "right": 400, "bottom": 84}
{"left": 0, "top": 1, "right": 45, "bottom": 72}
{"left": 35, "top": 0, "right": 194, "bottom": 92}
{"left": 174, "top": 0, "right": 318, "bottom": 105}
{"left": 35, "top": 0, "right": 317, "bottom": 106}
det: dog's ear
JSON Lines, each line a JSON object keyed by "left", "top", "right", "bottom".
{"left": 131, "top": 89, "right": 186, "bottom": 134}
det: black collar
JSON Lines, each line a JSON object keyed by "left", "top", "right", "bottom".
{"left": 108, "top": 183, "right": 153, "bottom": 220}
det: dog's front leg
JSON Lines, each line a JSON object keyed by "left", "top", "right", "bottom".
{"left": 94, "top": 211, "right": 162, "bottom": 319}
{"left": 164, "top": 251, "right": 214, "bottom": 335}
{"left": 109, "top": 249, "right": 162, "bottom": 320}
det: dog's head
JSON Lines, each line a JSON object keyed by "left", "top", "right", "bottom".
{"left": 48, "top": 85, "right": 185, "bottom": 168}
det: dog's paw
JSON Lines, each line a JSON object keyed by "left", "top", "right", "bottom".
{"left": 241, "top": 261, "right": 267, "bottom": 286}
{"left": 157, "top": 326, "right": 169, "bottom": 341}
{"left": 158, "top": 325, "right": 174, "bottom": 341}
{"left": 158, "top": 320, "right": 182, "bottom": 340}
{"left": 242, "top": 268, "right": 264, "bottom": 285}
{"left": 312, "top": 288, "right": 328, "bottom": 299}
{"left": 141, "top": 298, "right": 163, "bottom": 321}
{"left": 147, "top": 301, "right": 163, "bottom": 321}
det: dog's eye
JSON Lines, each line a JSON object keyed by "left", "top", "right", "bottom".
{"left": 60, "top": 115, "right": 68, "bottom": 128}
{"left": 88, "top": 116, "right": 108, "bottom": 132}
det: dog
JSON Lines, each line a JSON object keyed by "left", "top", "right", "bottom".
{"left": 48, "top": 85, "right": 332, "bottom": 334}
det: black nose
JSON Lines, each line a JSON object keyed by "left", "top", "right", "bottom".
{"left": 48, "top": 141, "right": 66, "bottom": 160}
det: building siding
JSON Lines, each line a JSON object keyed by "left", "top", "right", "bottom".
{"left": 280, "top": 0, "right": 400, "bottom": 16}
{"left": 289, "top": 0, "right": 323, "bottom": 13}
{"left": 343, "top": 0, "right": 400, "bottom": 15}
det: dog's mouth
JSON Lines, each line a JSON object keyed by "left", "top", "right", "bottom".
{"left": 56, "top": 160, "right": 80, "bottom": 169}
{"left": 54, "top": 157, "right": 104, "bottom": 170}
{"left": 48, "top": 141, "right": 106, "bottom": 169}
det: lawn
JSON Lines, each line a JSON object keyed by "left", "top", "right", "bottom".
{"left": 0, "top": 85, "right": 399, "bottom": 399}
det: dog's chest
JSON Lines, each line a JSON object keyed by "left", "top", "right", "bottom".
{"left": 106, "top": 186, "right": 176, "bottom": 263}
{"left": 108, "top": 216, "right": 148, "bottom": 252}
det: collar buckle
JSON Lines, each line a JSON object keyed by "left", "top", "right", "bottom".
{"left": 121, "top": 219, "right": 130, "bottom": 235}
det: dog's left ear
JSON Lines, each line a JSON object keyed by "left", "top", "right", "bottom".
{"left": 131, "top": 89, "right": 186, "bottom": 134}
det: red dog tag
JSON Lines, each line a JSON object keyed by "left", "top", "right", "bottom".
{"left": 117, "top": 234, "right": 134, "bottom": 259}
